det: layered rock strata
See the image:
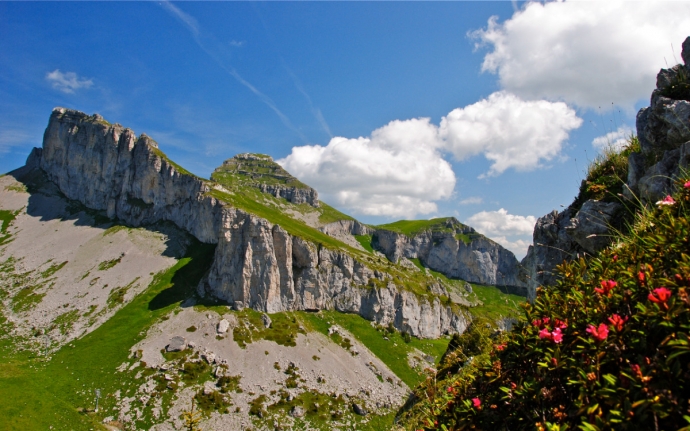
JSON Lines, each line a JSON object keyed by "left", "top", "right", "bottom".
{"left": 522, "top": 36, "right": 690, "bottom": 300}
{"left": 372, "top": 220, "right": 528, "bottom": 295}
{"left": 32, "top": 108, "right": 466, "bottom": 338}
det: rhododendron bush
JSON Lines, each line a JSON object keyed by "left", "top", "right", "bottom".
{"left": 398, "top": 178, "right": 690, "bottom": 430}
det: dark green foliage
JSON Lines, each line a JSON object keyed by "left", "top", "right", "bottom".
{"left": 399, "top": 177, "right": 690, "bottom": 430}
{"left": 195, "top": 389, "right": 230, "bottom": 414}
{"left": 182, "top": 361, "right": 210, "bottom": 383}
{"left": 216, "top": 375, "right": 242, "bottom": 393}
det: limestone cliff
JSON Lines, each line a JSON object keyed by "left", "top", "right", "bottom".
{"left": 32, "top": 108, "right": 467, "bottom": 338}
{"left": 522, "top": 36, "right": 690, "bottom": 300}
{"left": 371, "top": 219, "right": 528, "bottom": 295}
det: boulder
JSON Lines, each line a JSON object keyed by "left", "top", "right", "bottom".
{"left": 565, "top": 200, "right": 622, "bottom": 254}
{"left": 166, "top": 336, "right": 186, "bottom": 352}
{"left": 217, "top": 319, "right": 230, "bottom": 334}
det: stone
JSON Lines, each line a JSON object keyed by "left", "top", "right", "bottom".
{"left": 261, "top": 313, "right": 272, "bottom": 329}
{"left": 464, "top": 282, "right": 473, "bottom": 294}
{"left": 565, "top": 200, "right": 622, "bottom": 254}
{"left": 217, "top": 319, "right": 230, "bottom": 334}
{"left": 201, "top": 352, "right": 215, "bottom": 364}
{"left": 289, "top": 406, "right": 305, "bottom": 418}
{"left": 166, "top": 336, "right": 186, "bottom": 352}
{"left": 352, "top": 402, "right": 368, "bottom": 416}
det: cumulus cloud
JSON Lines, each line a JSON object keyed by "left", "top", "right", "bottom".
{"left": 440, "top": 92, "right": 582, "bottom": 177}
{"left": 592, "top": 125, "right": 634, "bottom": 152}
{"left": 472, "top": 0, "right": 690, "bottom": 109}
{"left": 465, "top": 208, "right": 536, "bottom": 258}
{"left": 459, "top": 197, "right": 483, "bottom": 205}
{"left": 277, "top": 118, "right": 455, "bottom": 218}
{"left": 45, "top": 70, "right": 93, "bottom": 94}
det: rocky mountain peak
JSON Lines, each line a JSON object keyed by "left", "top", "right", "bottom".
{"left": 212, "top": 152, "right": 320, "bottom": 207}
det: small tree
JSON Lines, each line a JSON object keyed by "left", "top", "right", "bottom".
{"left": 180, "top": 398, "right": 202, "bottom": 431}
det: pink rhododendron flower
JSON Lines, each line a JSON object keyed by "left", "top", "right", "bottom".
{"left": 648, "top": 287, "right": 672, "bottom": 304}
{"left": 608, "top": 314, "right": 628, "bottom": 332}
{"left": 472, "top": 398, "right": 481, "bottom": 409}
{"left": 684, "top": 180, "right": 690, "bottom": 189}
{"left": 553, "top": 319, "right": 568, "bottom": 330}
{"left": 551, "top": 327, "right": 563, "bottom": 343}
{"left": 586, "top": 323, "right": 609, "bottom": 342}
{"left": 538, "top": 328, "right": 552, "bottom": 340}
{"left": 657, "top": 195, "right": 676, "bottom": 206}
{"left": 595, "top": 280, "right": 617, "bottom": 296}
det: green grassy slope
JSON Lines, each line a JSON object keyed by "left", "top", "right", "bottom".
{"left": 0, "top": 240, "right": 216, "bottom": 430}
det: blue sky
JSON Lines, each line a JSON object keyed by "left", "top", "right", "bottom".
{"left": 1, "top": 1, "right": 689, "bottom": 258}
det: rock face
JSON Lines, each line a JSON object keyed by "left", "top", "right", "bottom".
{"left": 371, "top": 220, "right": 528, "bottom": 295}
{"left": 319, "top": 220, "right": 374, "bottom": 237}
{"left": 31, "top": 108, "right": 467, "bottom": 338}
{"left": 522, "top": 36, "right": 690, "bottom": 300}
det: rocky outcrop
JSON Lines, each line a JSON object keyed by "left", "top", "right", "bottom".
{"left": 372, "top": 220, "right": 527, "bottom": 295}
{"left": 258, "top": 183, "right": 319, "bottom": 207}
{"left": 522, "top": 36, "right": 690, "bottom": 300}
{"left": 216, "top": 153, "right": 320, "bottom": 207}
{"left": 40, "top": 108, "right": 224, "bottom": 244}
{"left": 30, "top": 107, "right": 467, "bottom": 338}
{"left": 320, "top": 220, "right": 374, "bottom": 237}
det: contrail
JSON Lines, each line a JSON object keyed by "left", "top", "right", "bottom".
{"left": 282, "top": 63, "right": 333, "bottom": 138}
{"left": 160, "top": 1, "right": 307, "bottom": 143}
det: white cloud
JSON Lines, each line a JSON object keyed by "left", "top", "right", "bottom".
{"left": 472, "top": 0, "right": 690, "bottom": 110}
{"left": 459, "top": 197, "right": 483, "bottom": 205}
{"left": 45, "top": 70, "right": 93, "bottom": 94}
{"left": 592, "top": 125, "right": 634, "bottom": 152}
{"left": 465, "top": 208, "right": 536, "bottom": 258}
{"left": 229, "top": 40, "right": 245, "bottom": 47}
{"left": 465, "top": 208, "right": 536, "bottom": 237}
{"left": 440, "top": 92, "right": 582, "bottom": 177}
{"left": 277, "top": 118, "right": 455, "bottom": 218}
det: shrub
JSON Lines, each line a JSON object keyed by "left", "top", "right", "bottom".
{"left": 399, "top": 177, "right": 690, "bottom": 430}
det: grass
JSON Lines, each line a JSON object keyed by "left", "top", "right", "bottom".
{"left": 230, "top": 308, "right": 305, "bottom": 349}
{"left": 0, "top": 239, "right": 216, "bottom": 431}
{"left": 375, "top": 218, "right": 458, "bottom": 237}
{"left": 207, "top": 187, "right": 362, "bottom": 255}
{"left": 0, "top": 209, "right": 20, "bottom": 245}
{"left": 298, "top": 310, "right": 449, "bottom": 388}
{"left": 40, "top": 261, "right": 67, "bottom": 279}
{"left": 469, "top": 284, "right": 525, "bottom": 322}
{"left": 213, "top": 154, "right": 310, "bottom": 190}
{"left": 97, "top": 255, "right": 122, "bottom": 271}
{"left": 316, "top": 201, "right": 354, "bottom": 224}
{"left": 354, "top": 234, "right": 374, "bottom": 252}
